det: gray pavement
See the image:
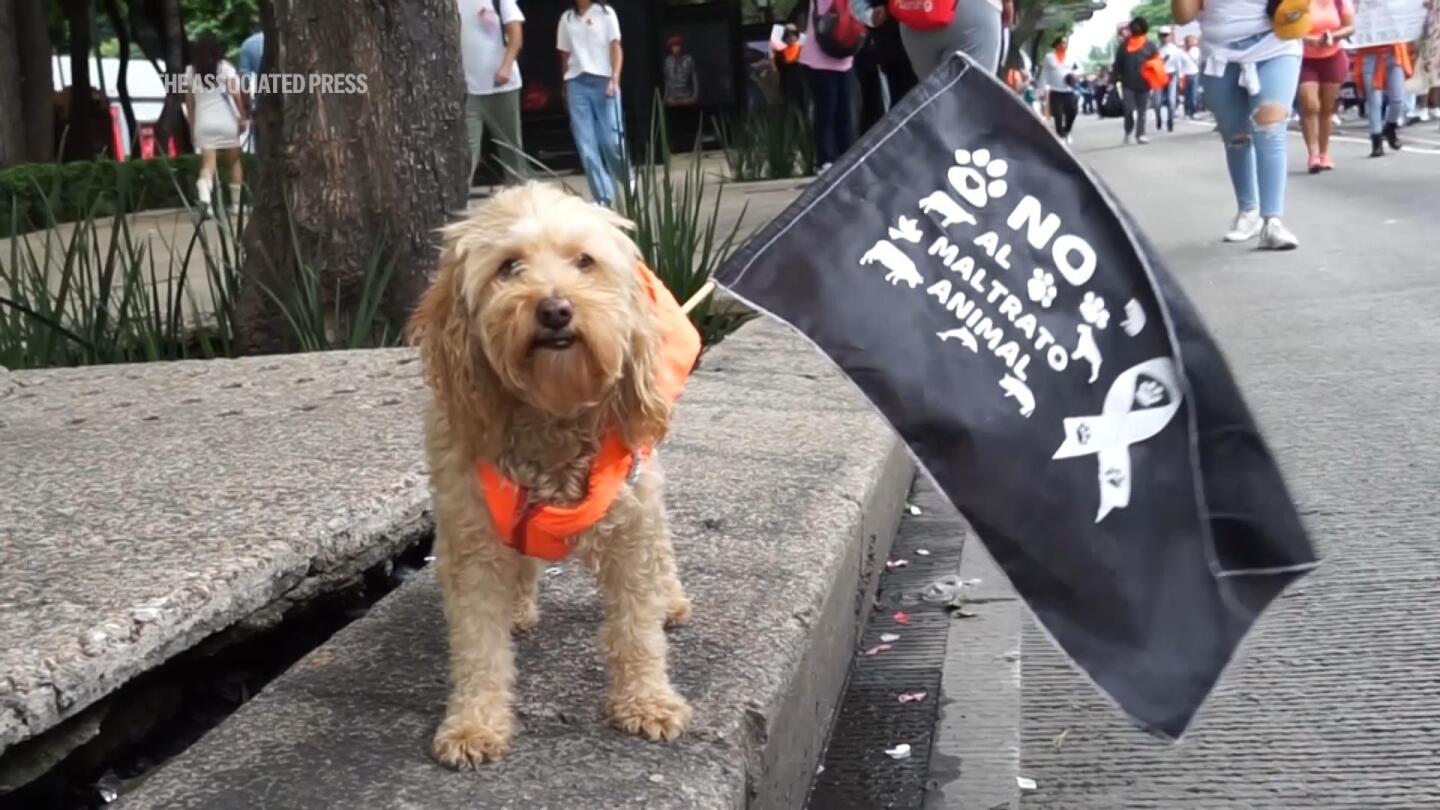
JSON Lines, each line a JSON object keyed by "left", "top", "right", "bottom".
{"left": 984, "top": 114, "right": 1440, "bottom": 808}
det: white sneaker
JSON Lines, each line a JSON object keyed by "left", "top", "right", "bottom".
{"left": 1331, "top": 113, "right": 1342, "bottom": 126}
{"left": 818, "top": 162, "right": 834, "bottom": 174}
{"left": 1066, "top": 134, "right": 1073, "bottom": 145}
{"left": 1419, "top": 108, "right": 1432, "bottom": 123}
{"left": 1136, "top": 135, "right": 1150, "bottom": 144}
{"left": 1259, "top": 218, "right": 1299, "bottom": 250}
{"left": 1224, "top": 209, "right": 1263, "bottom": 242}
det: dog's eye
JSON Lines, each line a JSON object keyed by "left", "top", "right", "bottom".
{"left": 498, "top": 258, "right": 522, "bottom": 279}
{"left": 575, "top": 253, "right": 595, "bottom": 271}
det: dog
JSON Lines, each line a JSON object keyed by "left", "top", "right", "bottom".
{"left": 409, "top": 183, "right": 695, "bottom": 769}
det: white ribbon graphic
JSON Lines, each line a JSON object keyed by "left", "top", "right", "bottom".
{"left": 1052, "top": 357, "right": 1183, "bottom": 523}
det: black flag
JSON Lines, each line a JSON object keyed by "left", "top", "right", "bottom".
{"left": 714, "top": 54, "right": 1318, "bottom": 739}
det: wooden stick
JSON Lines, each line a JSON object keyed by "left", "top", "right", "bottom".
{"left": 679, "top": 280, "right": 716, "bottom": 316}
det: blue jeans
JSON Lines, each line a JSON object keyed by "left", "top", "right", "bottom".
{"left": 1183, "top": 75, "right": 1199, "bottom": 116}
{"left": 1201, "top": 50, "right": 1301, "bottom": 219}
{"left": 1359, "top": 51, "right": 1406, "bottom": 134}
{"left": 1155, "top": 74, "right": 1178, "bottom": 130}
{"left": 566, "top": 73, "right": 626, "bottom": 206}
{"left": 805, "top": 65, "right": 854, "bottom": 167}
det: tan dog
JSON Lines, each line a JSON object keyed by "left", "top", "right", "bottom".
{"left": 410, "top": 183, "right": 693, "bottom": 769}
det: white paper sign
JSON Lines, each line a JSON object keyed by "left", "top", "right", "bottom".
{"left": 1349, "top": 0, "right": 1427, "bottom": 48}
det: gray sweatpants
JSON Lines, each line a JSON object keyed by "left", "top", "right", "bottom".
{"left": 465, "top": 89, "right": 525, "bottom": 184}
{"left": 899, "top": 0, "right": 1004, "bottom": 80}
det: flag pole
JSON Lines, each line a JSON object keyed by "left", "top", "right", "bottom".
{"left": 680, "top": 280, "right": 716, "bottom": 316}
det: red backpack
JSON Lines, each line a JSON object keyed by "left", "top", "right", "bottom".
{"left": 889, "top": 0, "right": 958, "bottom": 31}
{"left": 812, "top": 0, "right": 867, "bottom": 58}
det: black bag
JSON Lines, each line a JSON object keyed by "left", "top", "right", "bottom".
{"left": 1101, "top": 85, "right": 1124, "bottom": 117}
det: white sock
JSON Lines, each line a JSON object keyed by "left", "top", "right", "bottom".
{"left": 196, "top": 176, "right": 212, "bottom": 205}
{"left": 228, "top": 184, "right": 242, "bottom": 207}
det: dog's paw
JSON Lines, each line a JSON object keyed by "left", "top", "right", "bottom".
{"left": 432, "top": 716, "right": 512, "bottom": 769}
{"left": 608, "top": 689, "right": 692, "bottom": 741}
{"left": 664, "top": 592, "right": 692, "bottom": 628}
{"left": 512, "top": 599, "right": 540, "bottom": 632}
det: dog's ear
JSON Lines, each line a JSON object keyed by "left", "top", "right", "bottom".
{"left": 410, "top": 241, "right": 510, "bottom": 458}
{"left": 613, "top": 276, "right": 672, "bottom": 450}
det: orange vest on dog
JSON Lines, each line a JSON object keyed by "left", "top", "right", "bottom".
{"left": 476, "top": 264, "right": 702, "bottom": 560}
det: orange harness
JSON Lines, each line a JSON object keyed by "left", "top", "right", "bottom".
{"left": 476, "top": 264, "right": 702, "bottom": 560}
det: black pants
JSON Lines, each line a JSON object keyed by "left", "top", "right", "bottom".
{"left": 1049, "top": 90, "right": 1078, "bottom": 136}
{"left": 855, "top": 47, "right": 886, "bottom": 134}
{"left": 872, "top": 20, "right": 918, "bottom": 104}
{"left": 1123, "top": 88, "right": 1150, "bottom": 136}
{"left": 805, "top": 65, "right": 854, "bottom": 166}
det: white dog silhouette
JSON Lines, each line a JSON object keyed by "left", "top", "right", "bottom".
{"left": 860, "top": 240, "right": 924, "bottom": 289}
{"left": 1072, "top": 323, "right": 1103, "bottom": 384}
{"left": 917, "top": 191, "right": 977, "bottom": 228}
{"left": 998, "top": 374, "right": 1035, "bottom": 417}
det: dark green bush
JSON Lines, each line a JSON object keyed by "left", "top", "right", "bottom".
{"left": 0, "top": 155, "right": 257, "bottom": 238}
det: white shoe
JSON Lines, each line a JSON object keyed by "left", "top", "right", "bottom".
{"left": 1136, "top": 135, "right": 1150, "bottom": 144}
{"left": 1066, "top": 134, "right": 1073, "bottom": 145}
{"left": 1419, "top": 108, "right": 1432, "bottom": 123}
{"left": 1223, "top": 209, "right": 1262, "bottom": 242}
{"left": 1259, "top": 218, "right": 1298, "bottom": 250}
{"left": 1331, "top": 113, "right": 1342, "bottom": 126}
{"left": 1124, "top": 134, "right": 1133, "bottom": 145}
{"left": 818, "top": 162, "right": 833, "bottom": 174}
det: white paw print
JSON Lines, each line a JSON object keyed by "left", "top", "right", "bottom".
{"left": 1134, "top": 379, "right": 1168, "bottom": 408}
{"left": 1079, "top": 291, "right": 1110, "bottom": 330}
{"left": 948, "top": 147, "right": 1009, "bottom": 210}
{"left": 1026, "top": 269, "right": 1057, "bottom": 308}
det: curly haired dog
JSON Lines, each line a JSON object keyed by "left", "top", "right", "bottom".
{"left": 410, "top": 183, "right": 696, "bottom": 769}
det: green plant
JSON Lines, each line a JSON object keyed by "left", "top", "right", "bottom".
{"left": 1, "top": 173, "right": 400, "bottom": 370}
{"left": 618, "top": 100, "right": 754, "bottom": 349}
{"left": 718, "top": 105, "right": 814, "bottom": 182}
{"left": 0, "top": 155, "right": 249, "bottom": 238}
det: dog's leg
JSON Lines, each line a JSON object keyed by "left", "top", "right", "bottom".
{"left": 432, "top": 534, "right": 522, "bottom": 768}
{"left": 512, "top": 556, "right": 542, "bottom": 632}
{"left": 593, "top": 510, "right": 692, "bottom": 741}
{"left": 655, "top": 512, "right": 691, "bottom": 628}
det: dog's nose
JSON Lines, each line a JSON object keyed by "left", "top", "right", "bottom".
{"left": 536, "top": 296, "right": 574, "bottom": 330}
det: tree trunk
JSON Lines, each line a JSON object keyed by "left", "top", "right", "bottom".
{"left": 63, "top": 0, "right": 97, "bottom": 162}
{"left": 103, "top": 0, "right": 139, "bottom": 157}
{"left": 233, "top": 0, "right": 469, "bottom": 354}
{"left": 154, "top": 0, "right": 190, "bottom": 155}
{"left": 15, "top": 0, "right": 54, "bottom": 162}
{"left": 0, "top": 0, "right": 25, "bottom": 168}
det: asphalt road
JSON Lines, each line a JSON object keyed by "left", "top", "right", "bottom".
{"left": 1013, "top": 113, "right": 1440, "bottom": 808}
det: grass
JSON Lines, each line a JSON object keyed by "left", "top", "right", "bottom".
{"left": 618, "top": 99, "right": 755, "bottom": 348}
{"left": 718, "top": 104, "right": 816, "bottom": 183}
{"left": 0, "top": 169, "right": 400, "bottom": 371}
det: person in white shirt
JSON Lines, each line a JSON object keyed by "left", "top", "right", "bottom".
{"left": 1182, "top": 34, "right": 1202, "bottom": 117}
{"left": 1040, "top": 35, "right": 1082, "bottom": 142}
{"left": 458, "top": 0, "right": 525, "bottom": 185}
{"left": 1155, "top": 26, "right": 1185, "bottom": 132}
{"left": 184, "top": 34, "right": 248, "bottom": 215}
{"left": 557, "top": 0, "right": 625, "bottom": 207}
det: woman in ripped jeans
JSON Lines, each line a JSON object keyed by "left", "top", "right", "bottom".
{"left": 1174, "top": 0, "right": 1303, "bottom": 250}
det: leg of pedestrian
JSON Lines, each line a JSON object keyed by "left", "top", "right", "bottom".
{"left": 464, "top": 94, "right": 487, "bottom": 182}
{"left": 1203, "top": 67, "right": 1262, "bottom": 243}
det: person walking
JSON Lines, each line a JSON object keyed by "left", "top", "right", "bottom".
{"left": 459, "top": 0, "right": 526, "bottom": 186}
{"left": 850, "top": 0, "right": 920, "bottom": 127}
{"left": 1298, "top": 0, "right": 1353, "bottom": 172}
{"left": 1113, "top": 17, "right": 1160, "bottom": 144}
{"left": 1353, "top": 42, "right": 1410, "bottom": 156}
{"left": 795, "top": 0, "right": 856, "bottom": 172}
{"left": 1041, "top": 35, "right": 1082, "bottom": 142}
{"left": 1182, "top": 34, "right": 1203, "bottom": 116}
{"left": 1418, "top": 0, "right": 1440, "bottom": 125}
{"left": 1157, "top": 27, "right": 1186, "bottom": 130}
{"left": 1174, "top": 0, "right": 1303, "bottom": 250}
{"left": 557, "top": 0, "right": 625, "bottom": 207}
{"left": 184, "top": 34, "right": 247, "bottom": 216}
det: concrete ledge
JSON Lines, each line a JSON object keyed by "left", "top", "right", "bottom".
{"left": 0, "top": 349, "right": 434, "bottom": 756}
{"left": 121, "top": 319, "right": 913, "bottom": 810}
